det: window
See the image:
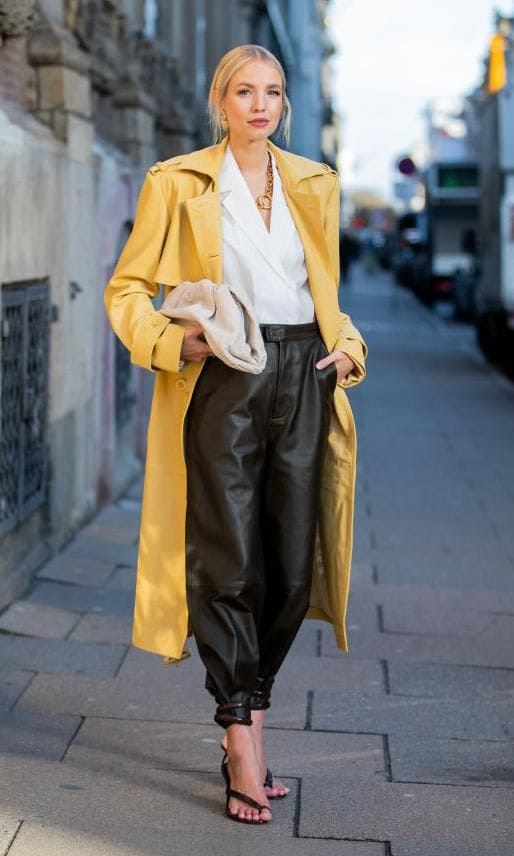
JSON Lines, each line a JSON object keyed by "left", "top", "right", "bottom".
{"left": 0, "top": 280, "right": 50, "bottom": 536}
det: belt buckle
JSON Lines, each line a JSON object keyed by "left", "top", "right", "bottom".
{"left": 271, "top": 326, "right": 286, "bottom": 341}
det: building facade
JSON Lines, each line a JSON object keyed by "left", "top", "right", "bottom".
{"left": 0, "top": 0, "right": 336, "bottom": 607}
{"left": 469, "top": 14, "right": 514, "bottom": 372}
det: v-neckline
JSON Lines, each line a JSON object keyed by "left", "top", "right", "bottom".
{"left": 220, "top": 146, "right": 295, "bottom": 285}
{"left": 227, "top": 145, "right": 275, "bottom": 237}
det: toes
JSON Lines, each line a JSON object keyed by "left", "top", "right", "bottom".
{"left": 265, "top": 782, "right": 289, "bottom": 797}
{"left": 229, "top": 800, "right": 269, "bottom": 823}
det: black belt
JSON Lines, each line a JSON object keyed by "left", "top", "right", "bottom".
{"left": 259, "top": 321, "right": 319, "bottom": 342}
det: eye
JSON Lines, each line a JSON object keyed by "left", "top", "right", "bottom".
{"left": 269, "top": 89, "right": 282, "bottom": 96}
{"left": 237, "top": 88, "right": 251, "bottom": 95}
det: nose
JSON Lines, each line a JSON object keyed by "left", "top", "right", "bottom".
{"left": 252, "top": 93, "right": 266, "bottom": 112}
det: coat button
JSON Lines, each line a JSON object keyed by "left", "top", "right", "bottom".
{"left": 151, "top": 316, "right": 163, "bottom": 327}
{"left": 176, "top": 379, "right": 187, "bottom": 390}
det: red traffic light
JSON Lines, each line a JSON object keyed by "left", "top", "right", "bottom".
{"left": 397, "top": 157, "right": 418, "bottom": 176}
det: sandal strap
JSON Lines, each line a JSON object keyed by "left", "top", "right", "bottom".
{"left": 264, "top": 767, "right": 273, "bottom": 788}
{"left": 227, "top": 788, "right": 268, "bottom": 812}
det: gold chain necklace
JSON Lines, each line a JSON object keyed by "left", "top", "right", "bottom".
{"left": 256, "top": 153, "right": 273, "bottom": 209}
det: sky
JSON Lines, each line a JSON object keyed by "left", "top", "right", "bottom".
{"left": 329, "top": 0, "right": 513, "bottom": 202}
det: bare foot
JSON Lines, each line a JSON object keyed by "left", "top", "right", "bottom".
{"left": 222, "top": 712, "right": 289, "bottom": 798}
{"left": 251, "top": 709, "right": 290, "bottom": 798}
{"left": 224, "top": 724, "right": 272, "bottom": 823}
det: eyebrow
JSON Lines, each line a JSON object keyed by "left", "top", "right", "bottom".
{"left": 235, "top": 81, "right": 282, "bottom": 88}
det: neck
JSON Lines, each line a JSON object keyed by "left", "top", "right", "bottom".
{"left": 227, "top": 136, "right": 270, "bottom": 174}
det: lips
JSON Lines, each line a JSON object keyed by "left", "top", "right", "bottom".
{"left": 249, "top": 119, "right": 269, "bottom": 126}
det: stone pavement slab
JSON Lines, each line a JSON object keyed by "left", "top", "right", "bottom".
{"left": 79, "top": 522, "right": 137, "bottom": 545}
{"left": 64, "top": 537, "right": 138, "bottom": 567}
{"left": 64, "top": 718, "right": 385, "bottom": 782}
{"left": 25, "top": 580, "right": 134, "bottom": 616}
{"left": 0, "top": 816, "right": 21, "bottom": 854}
{"left": 274, "top": 654, "right": 385, "bottom": 695}
{"left": 311, "top": 691, "right": 514, "bottom": 740}
{"left": 5, "top": 824, "right": 385, "bottom": 856}
{"left": 0, "top": 669, "right": 35, "bottom": 711}
{"left": 36, "top": 554, "right": 116, "bottom": 587}
{"left": 388, "top": 734, "right": 514, "bottom": 788}
{"left": 299, "top": 777, "right": 514, "bottom": 853}
{"left": 0, "top": 601, "right": 80, "bottom": 639}
{"left": 0, "top": 757, "right": 295, "bottom": 848}
{"left": 348, "top": 561, "right": 375, "bottom": 584}
{"left": 391, "top": 845, "right": 510, "bottom": 856}
{"left": 16, "top": 672, "right": 310, "bottom": 729}
{"left": 286, "top": 624, "right": 323, "bottom": 657}
{"left": 344, "top": 600, "right": 381, "bottom": 632}
{"left": 94, "top": 501, "right": 141, "bottom": 530}
{"left": 68, "top": 614, "right": 132, "bottom": 645}
{"left": 0, "top": 709, "right": 81, "bottom": 759}
{"left": 349, "top": 581, "right": 514, "bottom": 616}
{"left": 381, "top": 602, "right": 493, "bottom": 637}
{"left": 387, "top": 661, "right": 514, "bottom": 699}
{"left": 104, "top": 565, "right": 137, "bottom": 592}
{"left": 0, "top": 635, "right": 126, "bottom": 677}
{"left": 320, "top": 623, "right": 514, "bottom": 669}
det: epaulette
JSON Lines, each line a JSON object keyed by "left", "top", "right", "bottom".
{"left": 148, "top": 155, "right": 184, "bottom": 175}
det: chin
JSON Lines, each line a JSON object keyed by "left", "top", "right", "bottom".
{"left": 247, "top": 124, "right": 276, "bottom": 138}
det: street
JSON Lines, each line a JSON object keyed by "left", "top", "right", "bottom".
{"left": 0, "top": 263, "right": 513, "bottom": 855}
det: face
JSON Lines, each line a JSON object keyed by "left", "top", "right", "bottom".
{"left": 219, "top": 59, "right": 284, "bottom": 141}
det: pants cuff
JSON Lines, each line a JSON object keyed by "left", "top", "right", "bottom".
{"left": 214, "top": 700, "right": 252, "bottom": 729}
{"left": 249, "top": 675, "right": 275, "bottom": 710}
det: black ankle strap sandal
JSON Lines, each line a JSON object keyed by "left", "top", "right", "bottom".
{"left": 221, "top": 756, "right": 271, "bottom": 824}
{"left": 220, "top": 744, "right": 288, "bottom": 799}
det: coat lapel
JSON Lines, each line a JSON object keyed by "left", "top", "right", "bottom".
{"left": 280, "top": 186, "right": 332, "bottom": 286}
{"left": 184, "top": 193, "right": 223, "bottom": 283}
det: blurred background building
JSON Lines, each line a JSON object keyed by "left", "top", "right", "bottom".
{"left": 0, "top": 0, "right": 338, "bottom": 607}
{"left": 346, "top": 11, "right": 514, "bottom": 380}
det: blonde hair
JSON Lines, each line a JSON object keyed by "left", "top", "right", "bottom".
{"left": 208, "top": 45, "right": 291, "bottom": 146}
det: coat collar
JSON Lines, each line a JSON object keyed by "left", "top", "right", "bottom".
{"left": 171, "top": 136, "right": 328, "bottom": 189}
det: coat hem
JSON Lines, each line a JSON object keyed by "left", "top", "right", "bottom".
{"left": 306, "top": 607, "right": 348, "bottom": 653}
{"left": 131, "top": 633, "right": 192, "bottom": 665}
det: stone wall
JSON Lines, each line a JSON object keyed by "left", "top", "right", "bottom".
{"left": 0, "top": 0, "right": 332, "bottom": 608}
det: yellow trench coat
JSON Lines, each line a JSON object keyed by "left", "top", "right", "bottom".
{"left": 104, "top": 136, "right": 367, "bottom": 664}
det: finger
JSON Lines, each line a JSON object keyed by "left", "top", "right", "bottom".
{"left": 315, "top": 355, "right": 335, "bottom": 370}
{"left": 184, "top": 324, "right": 205, "bottom": 338}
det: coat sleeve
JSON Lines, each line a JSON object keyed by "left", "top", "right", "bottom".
{"left": 103, "top": 169, "right": 185, "bottom": 374}
{"left": 324, "top": 172, "right": 368, "bottom": 389}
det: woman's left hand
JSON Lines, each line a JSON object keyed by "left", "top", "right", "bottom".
{"left": 316, "top": 350, "right": 356, "bottom": 383}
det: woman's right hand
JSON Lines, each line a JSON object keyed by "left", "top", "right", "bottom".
{"left": 179, "top": 325, "right": 213, "bottom": 362}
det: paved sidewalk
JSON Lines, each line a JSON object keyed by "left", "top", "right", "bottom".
{"left": 1, "top": 265, "right": 513, "bottom": 855}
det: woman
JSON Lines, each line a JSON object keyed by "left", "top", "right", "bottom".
{"left": 104, "top": 44, "right": 367, "bottom": 825}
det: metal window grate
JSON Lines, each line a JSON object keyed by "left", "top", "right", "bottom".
{"left": 0, "top": 280, "right": 50, "bottom": 536}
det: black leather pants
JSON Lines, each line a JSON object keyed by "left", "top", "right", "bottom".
{"left": 185, "top": 321, "right": 337, "bottom": 728}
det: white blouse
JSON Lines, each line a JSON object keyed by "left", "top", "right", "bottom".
{"left": 219, "top": 144, "right": 315, "bottom": 325}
